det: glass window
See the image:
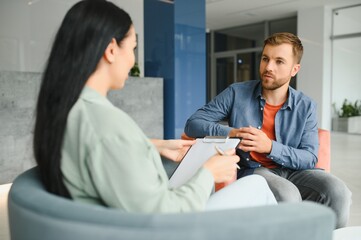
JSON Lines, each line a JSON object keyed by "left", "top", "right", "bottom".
{"left": 236, "top": 51, "right": 261, "bottom": 82}
{"left": 215, "top": 51, "right": 262, "bottom": 95}
{"left": 333, "top": 5, "right": 361, "bottom": 36}
{"left": 216, "top": 57, "right": 234, "bottom": 94}
{"left": 331, "top": 4, "right": 361, "bottom": 118}
{"left": 214, "top": 23, "right": 264, "bottom": 52}
{"left": 269, "top": 17, "right": 297, "bottom": 35}
{"left": 332, "top": 36, "right": 361, "bottom": 113}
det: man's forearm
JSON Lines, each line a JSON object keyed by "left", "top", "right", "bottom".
{"left": 268, "top": 141, "right": 318, "bottom": 170}
{"left": 185, "top": 118, "right": 232, "bottom": 137}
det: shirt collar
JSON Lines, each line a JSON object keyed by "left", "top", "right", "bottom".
{"left": 255, "top": 81, "right": 263, "bottom": 100}
{"left": 255, "top": 81, "right": 294, "bottom": 110}
{"left": 80, "top": 86, "right": 114, "bottom": 107}
{"left": 286, "top": 86, "right": 296, "bottom": 110}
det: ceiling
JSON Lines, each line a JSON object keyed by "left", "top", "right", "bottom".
{"left": 206, "top": 0, "right": 361, "bottom": 30}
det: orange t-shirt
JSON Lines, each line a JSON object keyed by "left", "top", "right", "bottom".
{"left": 250, "top": 102, "right": 283, "bottom": 168}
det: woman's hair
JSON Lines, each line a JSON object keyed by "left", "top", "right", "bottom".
{"left": 263, "top": 32, "right": 303, "bottom": 64}
{"left": 33, "top": 0, "right": 132, "bottom": 198}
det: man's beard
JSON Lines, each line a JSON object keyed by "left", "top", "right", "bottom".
{"left": 260, "top": 72, "right": 288, "bottom": 90}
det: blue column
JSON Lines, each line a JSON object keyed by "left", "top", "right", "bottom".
{"left": 144, "top": 0, "right": 206, "bottom": 139}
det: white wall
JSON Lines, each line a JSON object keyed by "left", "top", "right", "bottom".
{"left": 0, "top": 0, "right": 144, "bottom": 76}
{"left": 298, "top": 4, "right": 361, "bottom": 130}
{"left": 298, "top": 6, "right": 333, "bottom": 130}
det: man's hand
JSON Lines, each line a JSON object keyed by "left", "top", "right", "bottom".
{"left": 151, "top": 139, "right": 196, "bottom": 162}
{"left": 229, "top": 126, "right": 272, "bottom": 154}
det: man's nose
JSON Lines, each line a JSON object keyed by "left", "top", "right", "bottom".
{"left": 265, "top": 61, "right": 275, "bottom": 71}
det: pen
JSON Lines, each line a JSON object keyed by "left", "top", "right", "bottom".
{"left": 214, "top": 145, "right": 240, "bottom": 169}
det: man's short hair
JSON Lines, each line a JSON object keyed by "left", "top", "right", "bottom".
{"left": 263, "top": 32, "right": 303, "bottom": 64}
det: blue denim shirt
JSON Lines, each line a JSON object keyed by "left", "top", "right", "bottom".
{"left": 185, "top": 80, "right": 319, "bottom": 170}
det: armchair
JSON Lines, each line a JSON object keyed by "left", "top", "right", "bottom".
{"left": 8, "top": 167, "right": 335, "bottom": 240}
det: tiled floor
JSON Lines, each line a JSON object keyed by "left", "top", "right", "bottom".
{"left": 330, "top": 132, "right": 361, "bottom": 226}
{"left": 0, "top": 132, "right": 360, "bottom": 240}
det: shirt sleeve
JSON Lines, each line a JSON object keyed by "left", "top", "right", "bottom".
{"left": 85, "top": 135, "right": 214, "bottom": 213}
{"left": 184, "top": 86, "right": 234, "bottom": 137}
{"left": 267, "top": 102, "right": 319, "bottom": 170}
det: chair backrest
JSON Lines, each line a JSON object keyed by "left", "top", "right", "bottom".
{"left": 8, "top": 168, "right": 335, "bottom": 240}
{"left": 8, "top": 168, "right": 142, "bottom": 240}
{"left": 5, "top": 168, "right": 265, "bottom": 240}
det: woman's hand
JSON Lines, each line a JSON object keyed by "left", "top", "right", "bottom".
{"left": 203, "top": 148, "right": 240, "bottom": 183}
{"left": 151, "top": 139, "right": 196, "bottom": 162}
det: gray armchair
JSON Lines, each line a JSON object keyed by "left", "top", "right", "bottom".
{"left": 8, "top": 167, "right": 335, "bottom": 240}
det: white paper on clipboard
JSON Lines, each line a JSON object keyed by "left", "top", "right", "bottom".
{"left": 168, "top": 137, "right": 240, "bottom": 188}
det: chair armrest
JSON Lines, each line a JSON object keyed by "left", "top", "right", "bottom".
{"left": 316, "top": 128, "right": 331, "bottom": 172}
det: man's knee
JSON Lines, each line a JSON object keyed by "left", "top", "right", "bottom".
{"left": 312, "top": 174, "right": 352, "bottom": 206}
{"left": 323, "top": 177, "right": 352, "bottom": 228}
{"left": 253, "top": 172, "right": 302, "bottom": 202}
{"left": 299, "top": 172, "right": 352, "bottom": 228}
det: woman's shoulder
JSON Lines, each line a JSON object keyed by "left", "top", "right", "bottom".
{"left": 70, "top": 96, "right": 144, "bottom": 138}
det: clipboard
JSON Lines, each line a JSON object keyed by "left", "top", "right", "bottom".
{"left": 168, "top": 137, "right": 241, "bottom": 188}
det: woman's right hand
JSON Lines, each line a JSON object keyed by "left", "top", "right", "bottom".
{"left": 203, "top": 149, "right": 240, "bottom": 183}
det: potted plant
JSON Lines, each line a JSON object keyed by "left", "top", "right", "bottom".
{"left": 332, "top": 99, "right": 361, "bottom": 134}
{"left": 130, "top": 62, "right": 140, "bottom": 77}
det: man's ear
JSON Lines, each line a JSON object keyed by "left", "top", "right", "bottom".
{"left": 291, "top": 64, "right": 301, "bottom": 77}
{"left": 103, "top": 38, "right": 117, "bottom": 63}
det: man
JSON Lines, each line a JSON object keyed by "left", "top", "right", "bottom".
{"left": 184, "top": 32, "right": 351, "bottom": 228}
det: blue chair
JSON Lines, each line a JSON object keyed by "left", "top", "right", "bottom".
{"left": 8, "top": 167, "right": 335, "bottom": 240}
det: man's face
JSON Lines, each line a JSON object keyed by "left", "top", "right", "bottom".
{"left": 259, "top": 43, "right": 300, "bottom": 91}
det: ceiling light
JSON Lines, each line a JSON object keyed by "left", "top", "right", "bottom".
{"left": 158, "top": 0, "right": 174, "bottom": 4}
{"left": 28, "top": 0, "right": 40, "bottom": 5}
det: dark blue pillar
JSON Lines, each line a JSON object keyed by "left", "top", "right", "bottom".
{"left": 144, "top": 0, "right": 206, "bottom": 139}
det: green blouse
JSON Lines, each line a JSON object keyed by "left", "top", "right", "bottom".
{"left": 61, "top": 87, "right": 214, "bottom": 213}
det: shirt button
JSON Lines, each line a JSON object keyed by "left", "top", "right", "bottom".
{"left": 257, "top": 126, "right": 261, "bottom": 129}
{"left": 260, "top": 107, "right": 263, "bottom": 111}
{"left": 270, "top": 157, "right": 273, "bottom": 160}
{"left": 282, "top": 163, "right": 285, "bottom": 165}
{"left": 246, "top": 158, "right": 249, "bottom": 161}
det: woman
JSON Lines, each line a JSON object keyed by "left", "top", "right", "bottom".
{"left": 34, "top": 0, "right": 276, "bottom": 212}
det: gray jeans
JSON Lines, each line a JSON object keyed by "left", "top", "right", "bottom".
{"left": 253, "top": 167, "right": 352, "bottom": 229}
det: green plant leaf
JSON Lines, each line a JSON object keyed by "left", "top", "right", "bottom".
{"left": 339, "top": 99, "right": 361, "bottom": 117}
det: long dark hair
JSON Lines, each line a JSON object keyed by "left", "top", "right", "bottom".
{"left": 33, "top": 0, "right": 132, "bottom": 198}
